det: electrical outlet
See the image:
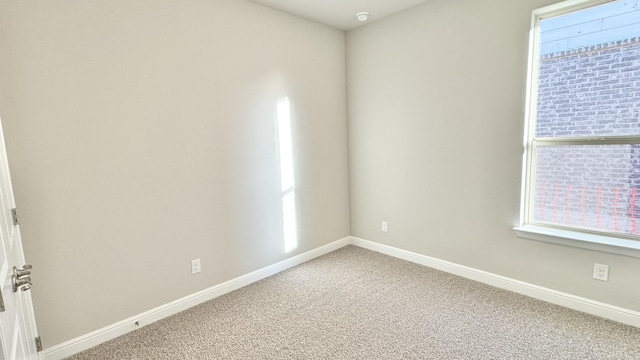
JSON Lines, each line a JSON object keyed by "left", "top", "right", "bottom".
{"left": 191, "top": 259, "right": 201, "bottom": 274}
{"left": 381, "top": 221, "right": 388, "bottom": 233}
{"left": 592, "top": 263, "right": 609, "bottom": 281}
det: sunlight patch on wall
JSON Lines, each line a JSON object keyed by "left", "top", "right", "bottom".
{"left": 277, "top": 97, "right": 298, "bottom": 253}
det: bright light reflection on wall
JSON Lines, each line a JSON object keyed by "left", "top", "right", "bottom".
{"left": 277, "top": 98, "right": 298, "bottom": 253}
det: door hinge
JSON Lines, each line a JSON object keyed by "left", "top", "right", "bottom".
{"left": 11, "top": 208, "right": 18, "bottom": 226}
{"left": 35, "top": 336, "right": 42, "bottom": 352}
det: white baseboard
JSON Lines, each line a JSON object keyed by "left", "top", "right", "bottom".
{"left": 44, "top": 236, "right": 640, "bottom": 359}
{"left": 350, "top": 237, "right": 640, "bottom": 328}
{"left": 42, "top": 237, "right": 351, "bottom": 360}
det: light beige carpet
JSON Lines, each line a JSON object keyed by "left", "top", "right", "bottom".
{"left": 69, "top": 246, "right": 640, "bottom": 359}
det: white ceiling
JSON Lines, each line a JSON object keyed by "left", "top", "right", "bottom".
{"left": 247, "top": 0, "right": 430, "bottom": 31}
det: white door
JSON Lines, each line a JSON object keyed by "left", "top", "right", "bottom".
{"left": 0, "top": 115, "right": 40, "bottom": 359}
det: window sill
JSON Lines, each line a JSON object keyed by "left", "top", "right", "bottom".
{"left": 513, "top": 225, "right": 640, "bottom": 258}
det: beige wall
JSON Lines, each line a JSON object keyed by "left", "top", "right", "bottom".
{"left": 3, "top": 0, "right": 640, "bottom": 351}
{"left": 0, "top": 0, "right": 349, "bottom": 347}
{"left": 347, "top": 0, "right": 640, "bottom": 311}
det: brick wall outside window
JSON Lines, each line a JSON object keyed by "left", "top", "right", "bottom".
{"left": 533, "top": 38, "right": 640, "bottom": 234}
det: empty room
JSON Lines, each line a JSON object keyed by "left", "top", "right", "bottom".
{"left": 0, "top": 0, "right": 639, "bottom": 358}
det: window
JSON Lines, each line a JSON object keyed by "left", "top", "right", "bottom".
{"left": 515, "top": 0, "right": 640, "bottom": 256}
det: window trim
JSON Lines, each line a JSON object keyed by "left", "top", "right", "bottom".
{"left": 514, "top": 225, "right": 640, "bottom": 257}
{"left": 515, "top": 0, "right": 640, "bottom": 257}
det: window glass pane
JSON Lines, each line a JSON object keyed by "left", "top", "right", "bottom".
{"left": 535, "top": 2, "right": 640, "bottom": 138}
{"left": 534, "top": 144, "right": 640, "bottom": 236}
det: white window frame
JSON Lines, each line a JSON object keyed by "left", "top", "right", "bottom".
{"left": 513, "top": 0, "right": 640, "bottom": 258}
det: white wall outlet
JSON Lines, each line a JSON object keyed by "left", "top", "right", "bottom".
{"left": 381, "top": 221, "right": 388, "bottom": 233}
{"left": 191, "top": 259, "right": 201, "bottom": 274}
{"left": 592, "top": 263, "right": 609, "bottom": 281}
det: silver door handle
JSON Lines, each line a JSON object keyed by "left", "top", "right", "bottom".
{"left": 13, "top": 264, "right": 32, "bottom": 278}
{"left": 12, "top": 275, "right": 31, "bottom": 292}
{"left": 12, "top": 265, "right": 33, "bottom": 292}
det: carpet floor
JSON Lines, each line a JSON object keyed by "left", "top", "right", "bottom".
{"left": 68, "top": 246, "right": 640, "bottom": 359}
